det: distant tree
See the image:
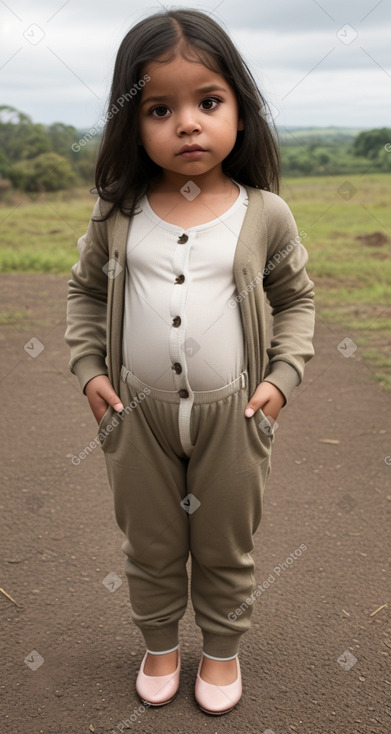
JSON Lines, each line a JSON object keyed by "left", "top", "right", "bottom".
{"left": 0, "top": 148, "right": 9, "bottom": 177}
{"left": 317, "top": 152, "right": 330, "bottom": 165}
{"left": 47, "top": 122, "right": 78, "bottom": 159}
{"left": 0, "top": 105, "right": 30, "bottom": 126}
{"left": 0, "top": 105, "right": 50, "bottom": 163}
{"left": 0, "top": 105, "right": 101, "bottom": 187}
{"left": 9, "top": 152, "right": 77, "bottom": 191}
{"left": 74, "top": 154, "right": 97, "bottom": 185}
{"left": 376, "top": 146, "right": 391, "bottom": 172}
{"left": 352, "top": 128, "right": 391, "bottom": 159}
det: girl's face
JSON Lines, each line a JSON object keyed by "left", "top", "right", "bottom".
{"left": 138, "top": 53, "right": 244, "bottom": 183}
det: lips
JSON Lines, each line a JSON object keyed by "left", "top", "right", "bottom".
{"left": 177, "top": 144, "right": 205, "bottom": 154}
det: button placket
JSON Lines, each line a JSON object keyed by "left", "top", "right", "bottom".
{"left": 169, "top": 233, "right": 192, "bottom": 397}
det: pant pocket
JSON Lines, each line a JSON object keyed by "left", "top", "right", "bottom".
{"left": 97, "top": 404, "right": 115, "bottom": 449}
{"left": 252, "top": 407, "right": 275, "bottom": 444}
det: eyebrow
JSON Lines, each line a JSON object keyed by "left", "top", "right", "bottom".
{"left": 140, "top": 85, "right": 228, "bottom": 107}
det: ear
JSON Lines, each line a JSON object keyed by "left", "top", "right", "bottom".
{"left": 237, "top": 118, "right": 244, "bottom": 131}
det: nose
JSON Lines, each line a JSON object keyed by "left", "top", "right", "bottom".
{"left": 176, "top": 107, "right": 202, "bottom": 136}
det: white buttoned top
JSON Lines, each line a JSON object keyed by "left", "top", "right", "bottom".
{"left": 122, "top": 180, "right": 249, "bottom": 392}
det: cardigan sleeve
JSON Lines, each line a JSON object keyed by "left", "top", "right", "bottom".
{"left": 261, "top": 195, "right": 315, "bottom": 404}
{"left": 64, "top": 198, "right": 111, "bottom": 393}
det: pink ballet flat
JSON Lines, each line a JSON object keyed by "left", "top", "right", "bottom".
{"left": 135, "top": 650, "right": 180, "bottom": 706}
{"left": 194, "top": 656, "right": 242, "bottom": 715}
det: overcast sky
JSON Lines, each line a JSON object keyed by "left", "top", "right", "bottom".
{"left": 0, "top": 0, "right": 389, "bottom": 130}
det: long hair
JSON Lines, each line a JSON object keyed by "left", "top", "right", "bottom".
{"left": 94, "top": 8, "right": 280, "bottom": 220}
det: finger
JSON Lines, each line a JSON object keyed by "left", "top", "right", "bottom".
{"left": 99, "top": 385, "right": 124, "bottom": 412}
{"left": 93, "top": 396, "right": 109, "bottom": 424}
{"left": 112, "top": 401, "right": 124, "bottom": 411}
{"left": 245, "top": 392, "right": 267, "bottom": 416}
{"left": 95, "top": 409, "right": 105, "bottom": 425}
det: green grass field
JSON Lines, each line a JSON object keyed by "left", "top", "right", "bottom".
{"left": 1, "top": 173, "right": 390, "bottom": 388}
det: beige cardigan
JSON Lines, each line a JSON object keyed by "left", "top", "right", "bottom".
{"left": 65, "top": 185, "right": 315, "bottom": 404}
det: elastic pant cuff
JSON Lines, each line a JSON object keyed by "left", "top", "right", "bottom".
{"left": 202, "top": 632, "right": 242, "bottom": 659}
{"left": 147, "top": 644, "right": 179, "bottom": 655}
{"left": 141, "top": 623, "right": 179, "bottom": 653}
{"left": 202, "top": 650, "right": 238, "bottom": 661}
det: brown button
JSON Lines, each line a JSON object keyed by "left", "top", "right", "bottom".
{"left": 175, "top": 274, "right": 185, "bottom": 284}
{"left": 172, "top": 316, "right": 181, "bottom": 327}
{"left": 172, "top": 362, "right": 182, "bottom": 374}
{"left": 179, "top": 389, "right": 189, "bottom": 398}
{"left": 177, "top": 234, "right": 189, "bottom": 244}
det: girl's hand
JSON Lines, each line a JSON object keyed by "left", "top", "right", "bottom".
{"left": 244, "top": 381, "right": 285, "bottom": 422}
{"left": 85, "top": 375, "right": 124, "bottom": 424}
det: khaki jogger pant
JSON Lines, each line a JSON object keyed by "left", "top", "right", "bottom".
{"left": 98, "top": 365, "right": 274, "bottom": 659}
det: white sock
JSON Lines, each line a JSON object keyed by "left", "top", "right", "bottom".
{"left": 202, "top": 650, "right": 238, "bottom": 661}
{"left": 146, "top": 645, "right": 179, "bottom": 655}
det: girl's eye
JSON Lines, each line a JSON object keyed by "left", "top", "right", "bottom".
{"left": 200, "top": 97, "right": 221, "bottom": 110}
{"left": 150, "top": 105, "right": 170, "bottom": 118}
{"left": 149, "top": 97, "right": 222, "bottom": 117}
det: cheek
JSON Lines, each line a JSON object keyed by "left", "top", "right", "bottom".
{"left": 141, "top": 121, "right": 165, "bottom": 144}
{"left": 218, "top": 109, "right": 239, "bottom": 129}
{"left": 218, "top": 116, "right": 240, "bottom": 143}
{"left": 139, "top": 127, "right": 154, "bottom": 151}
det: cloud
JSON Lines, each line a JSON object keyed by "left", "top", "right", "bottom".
{"left": 0, "top": 0, "right": 389, "bottom": 128}
{"left": 221, "top": 0, "right": 390, "bottom": 32}
{"left": 233, "top": 26, "right": 390, "bottom": 72}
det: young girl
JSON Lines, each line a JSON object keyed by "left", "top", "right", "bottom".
{"left": 65, "top": 8, "right": 315, "bottom": 716}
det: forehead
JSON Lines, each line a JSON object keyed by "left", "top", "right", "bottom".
{"left": 142, "top": 53, "right": 225, "bottom": 90}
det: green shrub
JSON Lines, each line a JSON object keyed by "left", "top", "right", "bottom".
{"left": 8, "top": 152, "right": 77, "bottom": 192}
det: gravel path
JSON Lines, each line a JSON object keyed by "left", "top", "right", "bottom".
{"left": 1, "top": 273, "right": 390, "bottom": 734}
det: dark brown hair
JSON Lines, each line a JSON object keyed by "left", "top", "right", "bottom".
{"left": 94, "top": 8, "right": 280, "bottom": 219}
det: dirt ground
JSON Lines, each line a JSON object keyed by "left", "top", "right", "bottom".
{"left": 0, "top": 273, "right": 390, "bottom": 734}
